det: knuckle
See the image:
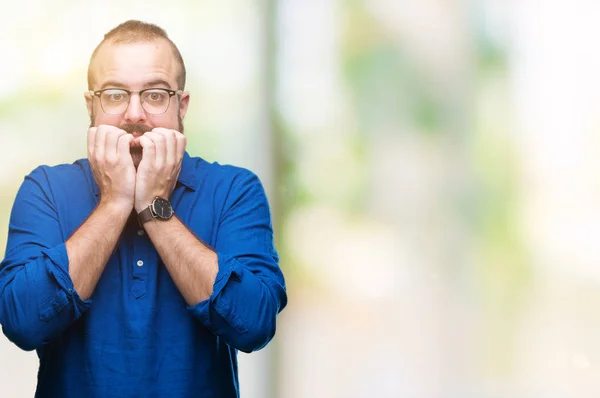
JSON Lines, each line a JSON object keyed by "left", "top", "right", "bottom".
{"left": 105, "top": 155, "right": 117, "bottom": 166}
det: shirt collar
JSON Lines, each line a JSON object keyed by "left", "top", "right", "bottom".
{"left": 91, "top": 151, "right": 198, "bottom": 196}
{"left": 177, "top": 151, "right": 199, "bottom": 191}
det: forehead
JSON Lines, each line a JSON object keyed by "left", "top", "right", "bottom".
{"left": 90, "top": 39, "right": 179, "bottom": 89}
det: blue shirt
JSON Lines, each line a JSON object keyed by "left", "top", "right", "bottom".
{"left": 0, "top": 152, "right": 287, "bottom": 398}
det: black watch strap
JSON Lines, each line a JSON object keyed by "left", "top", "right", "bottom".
{"left": 138, "top": 207, "right": 154, "bottom": 224}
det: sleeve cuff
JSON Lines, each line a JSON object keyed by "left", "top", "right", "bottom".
{"left": 186, "top": 252, "right": 240, "bottom": 327}
{"left": 41, "top": 243, "right": 92, "bottom": 319}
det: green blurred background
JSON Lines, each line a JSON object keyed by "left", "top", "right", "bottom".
{"left": 3, "top": 0, "right": 600, "bottom": 397}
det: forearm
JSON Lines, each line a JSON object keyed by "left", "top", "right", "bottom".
{"left": 66, "top": 200, "right": 131, "bottom": 300}
{"left": 143, "top": 217, "right": 283, "bottom": 352}
{"left": 143, "top": 216, "right": 218, "bottom": 305}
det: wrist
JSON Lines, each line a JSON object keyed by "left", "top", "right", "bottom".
{"left": 135, "top": 200, "right": 151, "bottom": 214}
{"left": 136, "top": 197, "right": 175, "bottom": 223}
{"left": 97, "top": 198, "right": 133, "bottom": 217}
{"left": 135, "top": 194, "right": 169, "bottom": 214}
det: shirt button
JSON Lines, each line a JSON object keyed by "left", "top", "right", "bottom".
{"left": 137, "top": 230, "right": 145, "bottom": 236}
{"left": 137, "top": 260, "right": 144, "bottom": 267}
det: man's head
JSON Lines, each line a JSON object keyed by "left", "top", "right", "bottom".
{"left": 85, "top": 20, "right": 189, "bottom": 165}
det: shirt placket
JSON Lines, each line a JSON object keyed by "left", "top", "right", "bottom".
{"left": 131, "top": 227, "right": 149, "bottom": 299}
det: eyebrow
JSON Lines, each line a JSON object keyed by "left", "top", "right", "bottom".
{"left": 99, "top": 79, "right": 173, "bottom": 90}
{"left": 142, "top": 79, "right": 173, "bottom": 89}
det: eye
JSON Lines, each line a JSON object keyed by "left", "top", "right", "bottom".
{"left": 102, "top": 90, "right": 128, "bottom": 102}
{"left": 144, "top": 90, "right": 167, "bottom": 102}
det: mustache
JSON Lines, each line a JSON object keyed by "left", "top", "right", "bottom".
{"left": 120, "top": 123, "right": 153, "bottom": 135}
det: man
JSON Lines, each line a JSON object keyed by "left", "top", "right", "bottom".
{"left": 0, "top": 20, "right": 287, "bottom": 397}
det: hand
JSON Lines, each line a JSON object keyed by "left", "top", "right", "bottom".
{"left": 133, "top": 128, "right": 186, "bottom": 213}
{"left": 87, "top": 125, "right": 136, "bottom": 210}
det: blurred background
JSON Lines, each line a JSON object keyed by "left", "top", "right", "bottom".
{"left": 2, "top": 0, "right": 600, "bottom": 397}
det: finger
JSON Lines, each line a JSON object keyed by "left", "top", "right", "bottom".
{"left": 87, "top": 127, "right": 97, "bottom": 158}
{"left": 176, "top": 132, "right": 186, "bottom": 162}
{"left": 145, "top": 131, "right": 167, "bottom": 168}
{"left": 138, "top": 135, "right": 156, "bottom": 166}
{"left": 151, "top": 128, "right": 177, "bottom": 166}
{"left": 94, "top": 125, "right": 108, "bottom": 163}
{"left": 161, "top": 130, "right": 177, "bottom": 168}
{"left": 117, "top": 134, "right": 134, "bottom": 164}
{"left": 105, "top": 130, "right": 124, "bottom": 162}
{"left": 130, "top": 136, "right": 142, "bottom": 149}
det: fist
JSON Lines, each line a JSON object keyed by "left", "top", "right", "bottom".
{"left": 133, "top": 128, "right": 186, "bottom": 212}
{"left": 87, "top": 124, "right": 136, "bottom": 209}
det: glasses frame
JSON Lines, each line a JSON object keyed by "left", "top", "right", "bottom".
{"left": 89, "top": 88, "right": 184, "bottom": 115}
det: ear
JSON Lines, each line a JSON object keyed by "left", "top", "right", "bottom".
{"left": 178, "top": 91, "right": 190, "bottom": 120}
{"left": 84, "top": 91, "right": 94, "bottom": 118}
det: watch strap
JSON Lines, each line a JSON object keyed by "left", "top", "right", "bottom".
{"left": 138, "top": 207, "right": 154, "bottom": 224}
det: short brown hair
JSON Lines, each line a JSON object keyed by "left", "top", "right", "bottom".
{"left": 87, "top": 20, "right": 186, "bottom": 90}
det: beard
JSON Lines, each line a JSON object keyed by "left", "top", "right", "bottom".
{"left": 89, "top": 111, "right": 184, "bottom": 169}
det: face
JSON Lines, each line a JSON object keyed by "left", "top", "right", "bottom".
{"left": 85, "top": 39, "right": 189, "bottom": 167}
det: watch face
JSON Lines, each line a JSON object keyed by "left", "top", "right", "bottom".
{"left": 152, "top": 197, "right": 174, "bottom": 219}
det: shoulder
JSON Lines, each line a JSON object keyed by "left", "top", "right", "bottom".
{"left": 186, "top": 154, "right": 256, "bottom": 178}
{"left": 183, "top": 154, "right": 269, "bottom": 208}
{"left": 22, "top": 158, "right": 92, "bottom": 195}
{"left": 184, "top": 154, "right": 265, "bottom": 191}
{"left": 25, "top": 158, "right": 89, "bottom": 182}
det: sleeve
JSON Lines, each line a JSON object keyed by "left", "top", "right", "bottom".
{"left": 0, "top": 167, "right": 91, "bottom": 351}
{"left": 187, "top": 170, "right": 287, "bottom": 353}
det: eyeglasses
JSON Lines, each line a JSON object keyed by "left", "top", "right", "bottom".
{"left": 89, "top": 88, "right": 183, "bottom": 115}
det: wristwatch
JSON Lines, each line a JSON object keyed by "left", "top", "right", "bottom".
{"left": 138, "top": 197, "right": 174, "bottom": 224}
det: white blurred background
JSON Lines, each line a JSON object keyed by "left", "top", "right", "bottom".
{"left": 2, "top": 0, "right": 600, "bottom": 397}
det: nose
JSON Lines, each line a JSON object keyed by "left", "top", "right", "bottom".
{"left": 123, "top": 93, "right": 147, "bottom": 123}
